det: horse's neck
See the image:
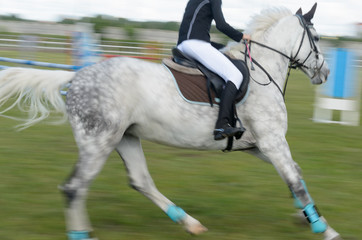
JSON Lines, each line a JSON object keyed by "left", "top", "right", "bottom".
{"left": 236, "top": 16, "right": 301, "bottom": 91}
{"left": 252, "top": 38, "right": 293, "bottom": 87}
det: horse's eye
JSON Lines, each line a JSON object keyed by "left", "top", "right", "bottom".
{"left": 314, "top": 36, "right": 320, "bottom": 42}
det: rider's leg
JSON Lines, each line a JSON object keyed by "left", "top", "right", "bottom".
{"left": 213, "top": 81, "right": 246, "bottom": 140}
{"left": 177, "top": 40, "right": 245, "bottom": 140}
{"left": 177, "top": 39, "right": 243, "bottom": 88}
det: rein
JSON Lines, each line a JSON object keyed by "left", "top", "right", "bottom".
{"left": 242, "top": 14, "right": 322, "bottom": 100}
{"left": 242, "top": 50, "right": 286, "bottom": 97}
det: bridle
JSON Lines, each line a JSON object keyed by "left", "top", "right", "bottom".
{"left": 243, "top": 14, "right": 324, "bottom": 100}
{"left": 292, "top": 14, "right": 325, "bottom": 78}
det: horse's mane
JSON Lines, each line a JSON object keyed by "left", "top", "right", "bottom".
{"left": 245, "top": 7, "right": 293, "bottom": 38}
{"left": 225, "top": 7, "right": 293, "bottom": 54}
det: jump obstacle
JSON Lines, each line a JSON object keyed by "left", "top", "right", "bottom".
{"left": 0, "top": 57, "right": 82, "bottom": 71}
{"left": 313, "top": 48, "right": 360, "bottom": 126}
{"left": 0, "top": 23, "right": 168, "bottom": 96}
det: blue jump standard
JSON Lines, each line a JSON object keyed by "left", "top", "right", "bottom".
{"left": 324, "top": 48, "right": 357, "bottom": 98}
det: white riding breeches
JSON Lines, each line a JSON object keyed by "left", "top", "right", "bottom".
{"left": 177, "top": 39, "right": 243, "bottom": 89}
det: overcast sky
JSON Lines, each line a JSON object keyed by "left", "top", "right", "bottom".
{"left": 0, "top": 0, "right": 360, "bottom": 36}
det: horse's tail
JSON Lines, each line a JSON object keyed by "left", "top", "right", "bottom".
{"left": 0, "top": 67, "right": 75, "bottom": 130}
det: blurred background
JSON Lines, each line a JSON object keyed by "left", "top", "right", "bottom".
{"left": 0, "top": 1, "right": 361, "bottom": 240}
{"left": 0, "top": 0, "right": 361, "bottom": 66}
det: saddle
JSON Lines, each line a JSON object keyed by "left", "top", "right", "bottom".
{"left": 163, "top": 48, "right": 250, "bottom": 107}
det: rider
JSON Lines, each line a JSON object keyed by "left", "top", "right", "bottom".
{"left": 177, "top": 0, "right": 251, "bottom": 141}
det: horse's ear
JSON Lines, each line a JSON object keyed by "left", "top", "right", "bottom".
{"left": 303, "top": 3, "right": 317, "bottom": 23}
{"left": 296, "top": 8, "right": 303, "bottom": 15}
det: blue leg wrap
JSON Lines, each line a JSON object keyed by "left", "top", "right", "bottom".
{"left": 293, "top": 195, "right": 304, "bottom": 209}
{"left": 291, "top": 180, "right": 327, "bottom": 233}
{"left": 292, "top": 180, "right": 313, "bottom": 209}
{"left": 303, "top": 204, "right": 327, "bottom": 233}
{"left": 166, "top": 205, "right": 186, "bottom": 222}
{"left": 67, "top": 231, "right": 90, "bottom": 240}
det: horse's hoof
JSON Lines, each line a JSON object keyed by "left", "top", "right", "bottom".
{"left": 323, "top": 228, "right": 343, "bottom": 240}
{"left": 320, "top": 217, "right": 343, "bottom": 240}
{"left": 181, "top": 215, "right": 208, "bottom": 235}
{"left": 185, "top": 223, "right": 208, "bottom": 235}
{"left": 327, "top": 235, "right": 343, "bottom": 240}
{"left": 328, "top": 236, "right": 343, "bottom": 240}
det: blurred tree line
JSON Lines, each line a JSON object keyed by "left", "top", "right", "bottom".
{"left": 59, "top": 15, "right": 227, "bottom": 37}
{"left": 1, "top": 14, "right": 360, "bottom": 43}
{"left": 60, "top": 15, "right": 182, "bottom": 34}
{"left": 0, "top": 14, "right": 34, "bottom": 22}
{"left": 0, "top": 14, "right": 222, "bottom": 35}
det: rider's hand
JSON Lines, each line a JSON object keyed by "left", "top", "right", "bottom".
{"left": 242, "top": 34, "right": 251, "bottom": 43}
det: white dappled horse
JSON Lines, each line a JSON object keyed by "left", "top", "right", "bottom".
{"left": 0, "top": 4, "right": 342, "bottom": 240}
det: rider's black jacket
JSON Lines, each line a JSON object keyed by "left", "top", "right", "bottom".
{"left": 177, "top": 0, "right": 243, "bottom": 45}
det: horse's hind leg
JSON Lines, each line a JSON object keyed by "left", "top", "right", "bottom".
{"left": 115, "top": 134, "right": 207, "bottom": 235}
{"left": 59, "top": 129, "right": 123, "bottom": 240}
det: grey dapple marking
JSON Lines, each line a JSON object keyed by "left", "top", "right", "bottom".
{"left": 0, "top": 6, "right": 342, "bottom": 240}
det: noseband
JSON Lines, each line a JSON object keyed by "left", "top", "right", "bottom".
{"left": 243, "top": 14, "right": 324, "bottom": 99}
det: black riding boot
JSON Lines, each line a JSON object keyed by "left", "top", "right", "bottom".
{"left": 213, "top": 81, "right": 246, "bottom": 141}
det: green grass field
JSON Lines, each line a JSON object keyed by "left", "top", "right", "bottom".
{"left": 0, "top": 51, "right": 361, "bottom": 240}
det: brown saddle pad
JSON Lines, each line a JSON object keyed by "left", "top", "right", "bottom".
{"left": 163, "top": 58, "right": 247, "bottom": 105}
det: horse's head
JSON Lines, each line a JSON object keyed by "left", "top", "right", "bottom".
{"left": 292, "top": 3, "right": 330, "bottom": 85}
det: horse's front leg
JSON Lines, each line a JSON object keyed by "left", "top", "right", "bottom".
{"left": 255, "top": 134, "right": 342, "bottom": 240}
